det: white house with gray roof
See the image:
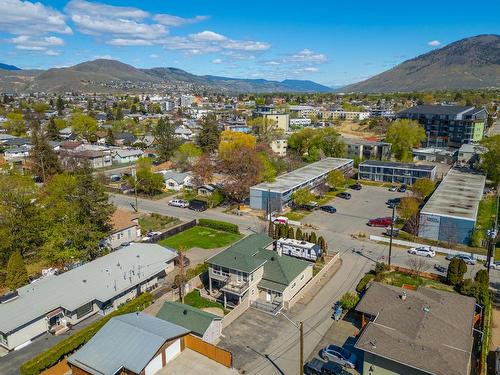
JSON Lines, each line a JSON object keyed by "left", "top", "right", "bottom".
{"left": 0, "top": 243, "right": 176, "bottom": 351}
{"left": 162, "top": 170, "right": 193, "bottom": 191}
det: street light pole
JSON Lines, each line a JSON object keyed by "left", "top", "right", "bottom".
{"left": 388, "top": 204, "right": 395, "bottom": 267}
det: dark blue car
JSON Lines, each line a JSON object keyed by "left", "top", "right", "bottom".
{"left": 320, "top": 205, "right": 337, "bottom": 213}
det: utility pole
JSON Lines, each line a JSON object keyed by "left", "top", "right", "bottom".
{"left": 299, "top": 321, "right": 304, "bottom": 375}
{"left": 486, "top": 193, "right": 499, "bottom": 274}
{"left": 132, "top": 166, "right": 138, "bottom": 212}
{"left": 178, "top": 251, "right": 185, "bottom": 303}
{"left": 388, "top": 204, "right": 396, "bottom": 267}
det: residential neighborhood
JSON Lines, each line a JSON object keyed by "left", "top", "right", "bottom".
{"left": 0, "top": 2, "right": 499, "bottom": 375}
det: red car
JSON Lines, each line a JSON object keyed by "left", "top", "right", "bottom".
{"left": 368, "top": 217, "right": 393, "bottom": 227}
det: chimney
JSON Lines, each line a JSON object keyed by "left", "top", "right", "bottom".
{"left": 401, "top": 291, "right": 407, "bottom": 301}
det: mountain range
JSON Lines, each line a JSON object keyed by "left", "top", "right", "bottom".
{"left": 0, "top": 34, "right": 498, "bottom": 93}
{"left": 341, "top": 34, "right": 500, "bottom": 92}
{"left": 0, "top": 59, "right": 333, "bottom": 94}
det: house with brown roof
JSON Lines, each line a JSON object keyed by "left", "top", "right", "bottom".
{"left": 354, "top": 282, "right": 477, "bottom": 375}
{"left": 107, "top": 209, "right": 141, "bottom": 249}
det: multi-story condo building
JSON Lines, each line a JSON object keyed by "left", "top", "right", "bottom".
{"left": 358, "top": 160, "right": 436, "bottom": 185}
{"left": 342, "top": 137, "right": 392, "bottom": 160}
{"left": 397, "top": 105, "right": 488, "bottom": 148}
{"left": 252, "top": 105, "right": 290, "bottom": 133}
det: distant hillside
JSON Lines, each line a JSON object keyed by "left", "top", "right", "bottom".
{"left": 0, "top": 63, "right": 21, "bottom": 71}
{"left": 341, "top": 34, "right": 500, "bottom": 92}
{"left": 0, "top": 59, "right": 333, "bottom": 93}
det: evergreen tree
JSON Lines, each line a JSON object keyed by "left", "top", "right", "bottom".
{"left": 30, "top": 126, "right": 61, "bottom": 182}
{"left": 447, "top": 258, "right": 467, "bottom": 285}
{"left": 106, "top": 128, "right": 115, "bottom": 145}
{"left": 56, "top": 96, "right": 64, "bottom": 115}
{"left": 317, "top": 236, "right": 326, "bottom": 251}
{"left": 268, "top": 221, "right": 274, "bottom": 238}
{"left": 295, "top": 228, "right": 302, "bottom": 240}
{"left": 196, "top": 113, "right": 220, "bottom": 153}
{"left": 154, "top": 117, "right": 180, "bottom": 162}
{"left": 475, "top": 269, "right": 489, "bottom": 286}
{"left": 287, "top": 226, "right": 294, "bottom": 239}
{"left": 5, "top": 251, "right": 28, "bottom": 290}
{"left": 309, "top": 232, "right": 317, "bottom": 244}
{"left": 46, "top": 118, "right": 60, "bottom": 140}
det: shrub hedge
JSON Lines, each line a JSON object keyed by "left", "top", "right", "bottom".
{"left": 198, "top": 218, "right": 239, "bottom": 234}
{"left": 356, "top": 273, "right": 375, "bottom": 293}
{"left": 20, "top": 292, "right": 153, "bottom": 375}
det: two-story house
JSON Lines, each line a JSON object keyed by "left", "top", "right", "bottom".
{"left": 207, "top": 234, "right": 313, "bottom": 315}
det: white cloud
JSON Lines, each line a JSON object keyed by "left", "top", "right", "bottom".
{"left": 290, "top": 48, "right": 327, "bottom": 63}
{"left": 222, "top": 39, "right": 270, "bottom": 51}
{"left": 9, "top": 35, "right": 64, "bottom": 53}
{"left": 93, "top": 54, "right": 113, "bottom": 59}
{"left": 66, "top": 0, "right": 148, "bottom": 20}
{"left": 149, "top": 54, "right": 159, "bottom": 58}
{"left": 264, "top": 60, "right": 281, "bottom": 65}
{"left": 66, "top": 0, "right": 167, "bottom": 39}
{"left": 301, "top": 67, "right": 319, "bottom": 72}
{"left": 191, "top": 30, "right": 227, "bottom": 42}
{"left": 427, "top": 40, "right": 441, "bottom": 46}
{"left": 0, "top": 0, "right": 72, "bottom": 35}
{"left": 154, "top": 14, "right": 209, "bottom": 27}
{"left": 212, "top": 58, "right": 222, "bottom": 64}
{"left": 107, "top": 38, "right": 154, "bottom": 46}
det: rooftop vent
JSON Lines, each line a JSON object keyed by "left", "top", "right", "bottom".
{"left": 183, "top": 309, "right": 188, "bottom": 315}
{"left": 401, "top": 291, "right": 407, "bottom": 301}
{"left": 0, "top": 290, "right": 19, "bottom": 304}
{"left": 82, "top": 279, "right": 87, "bottom": 283}
{"left": 423, "top": 306, "right": 431, "bottom": 313}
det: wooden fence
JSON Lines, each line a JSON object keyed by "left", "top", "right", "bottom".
{"left": 144, "top": 219, "right": 197, "bottom": 243}
{"left": 185, "top": 334, "right": 232, "bottom": 368}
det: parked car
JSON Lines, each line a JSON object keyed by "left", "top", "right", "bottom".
{"left": 320, "top": 345, "right": 357, "bottom": 369}
{"left": 173, "top": 255, "right": 190, "bottom": 268}
{"left": 384, "top": 227, "right": 400, "bottom": 237}
{"left": 445, "top": 253, "right": 477, "bottom": 265}
{"left": 188, "top": 199, "right": 208, "bottom": 212}
{"left": 272, "top": 216, "right": 289, "bottom": 225}
{"left": 142, "top": 231, "right": 162, "bottom": 241}
{"left": 434, "top": 264, "right": 446, "bottom": 273}
{"left": 168, "top": 199, "right": 189, "bottom": 208}
{"left": 408, "top": 246, "right": 435, "bottom": 258}
{"left": 320, "top": 205, "right": 337, "bottom": 213}
{"left": 486, "top": 261, "right": 500, "bottom": 270}
{"left": 304, "top": 358, "right": 350, "bottom": 375}
{"left": 300, "top": 201, "right": 319, "bottom": 211}
{"left": 368, "top": 217, "right": 393, "bottom": 227}
{"left": 110, "top": 174, "right": 121, "bottom": 182}
{"left": 388, "top": 186, "right": 398, "bottom": 192}
{"left": 386, "top": 197, "right": 401, "bottom": 208}
{"left": 337, "top": 192, "right": 351, "bottom": 200}
{"left": 350, "top": 183, "right": 362, "bottom": 191}
{"left": 397, "top": 184, "right": 407, "bottom": 193}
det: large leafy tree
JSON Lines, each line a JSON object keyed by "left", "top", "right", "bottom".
{"left": 5, "top": 251, "right": 29, "bottom": 290}
{"left": 196, "top": 113, "right": 220, "bottom": 154}
{"left": 4, "top": 112, "right": 27, "bottom": 136}
{"left": 291, "top": 188, "right": 315, "bottom": 207}
{"left": 221, "top": 146, "right": 262, "bottom": 202}
{"left": 41, "top": 168, "right": 114, "bottom": 264}
{"left": 154, "top": 117, "right": 180, "bottom": 162}
{"left": 411, "top": 178, "right": 435, "bottom": 199}
{"left": 481, "top": 135, "right": 500, "bottom": 186}
{"left": 129, "top": 157, "right": 165, "bottom": 196}
{"left": 0, "top": 170, "right": 44, "bottom": 264}
{"left": 385, "top": 119, "right": 426, "bottom": 162}
{"left": 247, "top": 117, "right": 282, "bottom": 144}
{"left": 172, "top": 143, "right": 202, "bottom": 172}
{"left": 326, "top": 170, "right": 345, "bottom": 190}
{"left": 287, "top": 127, "right": 346, "bottom": 161}
{"left": 446, "top": 258, "right": 467, "bottom": 285}
{"left": 71, "top": 112, "right": 97, "bottom": 141}
{"left": 218, "top": 131, "right": 257, "bottom": 161}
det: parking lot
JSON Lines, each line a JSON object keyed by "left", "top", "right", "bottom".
{"left": 304, "top": 184, "right": 406, "bottom": 238}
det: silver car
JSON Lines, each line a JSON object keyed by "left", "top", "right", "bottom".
{"left": 320, "top": 345, "right": 357, "bottom": 369}
{"left": 445, "top": 254, "right": 477, "bottom": 265}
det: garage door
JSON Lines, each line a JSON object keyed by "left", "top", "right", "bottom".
{"left": 145, "top": 354, "right": 162, "bottom": 375}
{"left": 165, "top": 338, "right": 181, "bottom": 363}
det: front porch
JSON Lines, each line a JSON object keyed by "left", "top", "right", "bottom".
{"left": 250, "top": 288, "right": 283, "bottom": 315}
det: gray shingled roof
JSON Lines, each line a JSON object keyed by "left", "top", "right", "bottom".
{"left": 0, "top": 243, "right": 176, "bottom": 334}
{"left": 398, "top": 105, "right": 477, "bottom": 117}
{"left": 68, "top": 313, "right": 189, "bottom": 375}
{"left": 355, "top": 283, "right": 475, "bottom": 375}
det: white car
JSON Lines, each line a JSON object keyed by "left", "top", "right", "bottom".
{"left": 487, "top": 261, "right": 500, "bottom": 270}
{"left": 168, "top": 199, "right": 189, "bottom": 208}
{"left": 388, "top": 186, "right": 398, "bottom": 192}
{"left": 408, "top": 246, "right": 435, "bottom": 258}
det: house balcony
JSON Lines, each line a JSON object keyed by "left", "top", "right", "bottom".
{"left": 220, "top": 279, "right": 250, "bottom": 296}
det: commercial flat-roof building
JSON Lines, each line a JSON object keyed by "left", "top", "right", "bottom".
{"left": 0, "top": 243, "right": 176, "bottom": 351}
{"left": 419, "top": 168, "right": 486, "bottom": 245}
{"left": 358, "top": 160, "right": 436, "bottom": 185}
{"left": 397, "top": 105, "right": 488, "bottom": 148}
{"left": 355, "top": 282, "right": 476, "bottom": 375}
{"left": 250, "top": 157, "right": 353, "bottom": 212}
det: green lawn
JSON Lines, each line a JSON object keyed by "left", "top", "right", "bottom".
{"left": 283, "top": 211, "right": 307, "bottom": 221}
{"left": 383, "top": 271, "right": 453, "bottom": 292}
{"left": 159, "top": 226, "right": 241, "bottom": 250}
{"left": 184, "top": 290, "right": 229, "bottom": 314}
{"left": 139, "top": 213, "right": 179, "bottom": 232}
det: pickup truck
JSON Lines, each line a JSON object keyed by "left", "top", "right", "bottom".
{"left": 304, "top": 358, "right": 349, "bottom": 375}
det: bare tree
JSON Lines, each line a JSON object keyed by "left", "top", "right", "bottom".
{"left": 406, "top": 257, "right": 431, "bottom": 278}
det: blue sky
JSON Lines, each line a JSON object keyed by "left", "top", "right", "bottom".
{"left": 1, "top": 0, "right": 499, "bottom": 86}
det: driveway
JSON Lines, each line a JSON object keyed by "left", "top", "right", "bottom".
{"left": 158, "top": 349, "right": 239, "bottom": 375}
